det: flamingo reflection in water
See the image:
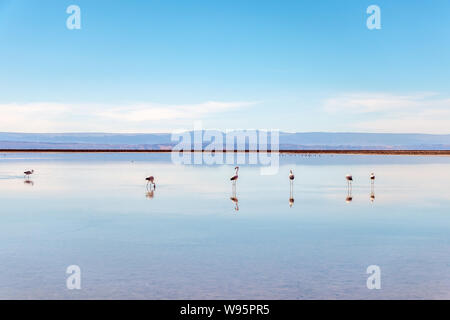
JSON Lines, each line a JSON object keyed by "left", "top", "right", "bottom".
{"left": 230, "top": 194, "right": 239, "bottom": 211}
{"left": 289, "top": 197, "right": 294, "bottom": 208}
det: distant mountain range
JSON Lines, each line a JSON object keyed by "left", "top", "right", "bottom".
{"left": 0, "top": 132, "right": 449, "bottom": 150}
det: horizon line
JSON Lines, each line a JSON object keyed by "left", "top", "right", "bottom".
{"left": 1, "top": 131, "right": 450, "bottom": 136}
{"left": 1, "top": 149, "right": 450, "bottom": 155}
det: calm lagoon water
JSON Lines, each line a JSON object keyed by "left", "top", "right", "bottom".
{"left": 1, "top": 152, "right": 450, "bottom": 299}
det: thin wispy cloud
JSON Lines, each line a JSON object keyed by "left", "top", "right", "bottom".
{"left": 0, "top": 101, "right": 259, "bottom": 133}
{"left": 324, "top": 92, "right": 450, "bottom": 134}
{"left": 97, "top": 101, "right": 257, "bottom": 122}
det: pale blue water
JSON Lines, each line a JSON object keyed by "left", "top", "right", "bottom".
{"left": 1, "top": 152, "right": 450, "bottom": 299}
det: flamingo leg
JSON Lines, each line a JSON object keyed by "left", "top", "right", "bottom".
{"left": 289, "top": 181, "right": 293, "bottom": 198}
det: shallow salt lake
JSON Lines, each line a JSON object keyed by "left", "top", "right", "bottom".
{"left": 0, "top": 152, "right": 450, "bottom": 299}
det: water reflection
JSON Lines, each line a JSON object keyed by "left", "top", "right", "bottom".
{"left": 289, "top": 197, "right": 294, "bottom": 207}
{"left": 230, "top": 181, "right": 239, "bottom": 211}
{"left": 1, "top": 153, "right": 450, "bottom": 299}
{"left": 370, "top": 191, "right": 375, "bottom": 202}
{"left": 230, "top": 195, "right": 239, "bottom": 211}
{"left": 24, "top": 179, "right": 34, "bottom": 186}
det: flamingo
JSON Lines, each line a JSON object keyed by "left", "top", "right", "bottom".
{"left": 145, "top": 176, "right": 156, "bottom": 190}
{"left": 230, "top": 166, "right": 239, "bottom": 182}
{"left": 230, "top": 167, "right": 239, "bottom": 193}
{"left": 24, "top": 170, "right": 34, "bottom": 179}
{"left": 346, "top": 174, "right": 353, "bottom": 189}
{"left": 289, "top": 170, "right": 294, "bottom": 181}
{"left": 370, "top": 173, "right": 376, "bottom": 202}
{"left": 346, "top": 174, "right": 353, "bottom": 203}
{"left": 229, "top": 167, "right": 239, "bottom": 211}
{"left": 289, "top": 170, "right": 295, "bottom": 207}
{"left": 346, "top": 174, "right": 353, "bottom": 183}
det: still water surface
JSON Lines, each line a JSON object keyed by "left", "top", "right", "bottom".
{"left": 1, "top": 153, "right": 450, "bottom": 299}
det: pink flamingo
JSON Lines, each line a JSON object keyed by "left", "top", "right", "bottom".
{"left": 230, "top": 167, "right": 239, "bottom": 182}
{"left": 24, "top": 170, "right": 34, "bottom": 179}
{"left": 346, "top": 174, "right": 353, "bottom": 203}
{"left": 289, "top": 170, "right": 295, "bottom": 207}
{"left": 145, "top": 176, "right": 156, "bottom": 190}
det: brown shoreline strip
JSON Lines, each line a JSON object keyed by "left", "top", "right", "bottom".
{"left": 0, "top": 149, "right": 450, "bottom": 155}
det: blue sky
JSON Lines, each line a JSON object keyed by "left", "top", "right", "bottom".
{"left": 0, "top": 0, "right": 449, "bottom": 133}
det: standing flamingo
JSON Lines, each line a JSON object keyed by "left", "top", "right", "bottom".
{"left": 370, "top": 173, "right": 375, "bottom": 202}
{"left": 145, "top": 176, "right": 156, "bottom": 190}
{"left": 24, "top": 170, "right": 34, "bottom": 179}
{"left": 346, "top": 174, "right": 353, "bottom": 183}
{"left": 346, "top": 174, "right": 353, "bottom": 203}
{"left": 289, "top": 170, "right": 295, "bottom": 207}
{"left": 289, "top": 170, "right": 295, "bottom": 181}
{"left": 346, "top": 174, "right": 353, "bottom": 189}
{"left": 230, "top": 166, "right": 239, "bottom": 191}
{"left": 230, "top": 167, "right": 239, "bottom": 211}
{"left": 230, "top": 166, "right": 239, "bottom": 182}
